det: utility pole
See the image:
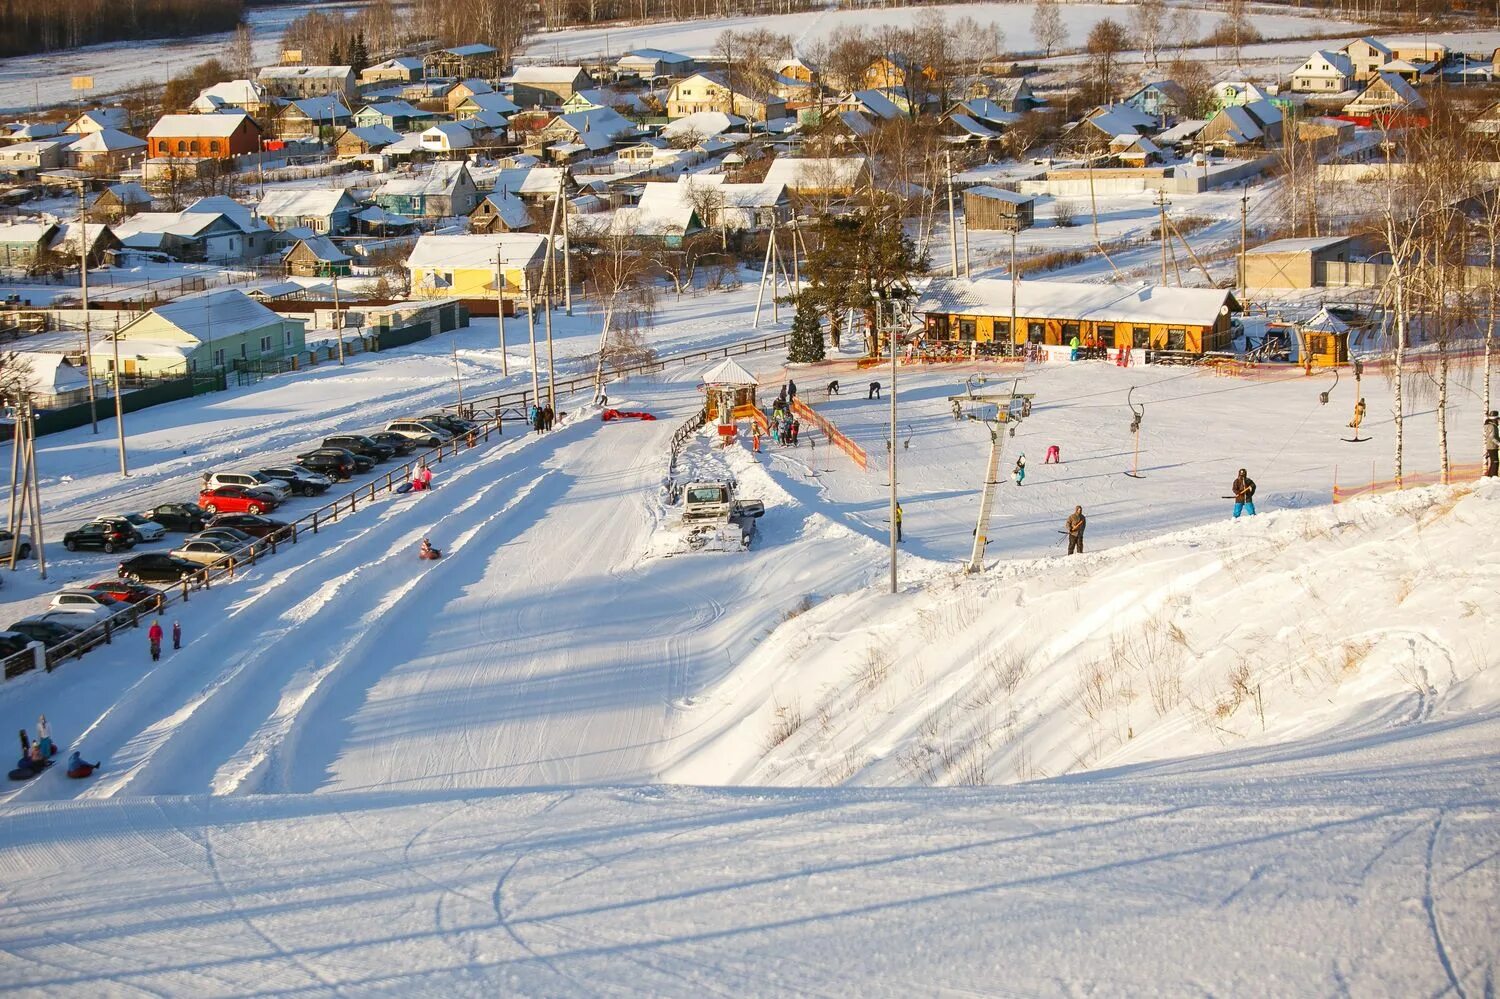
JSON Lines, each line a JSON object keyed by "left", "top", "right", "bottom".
{"left": 331, "top": 272, "right": 346, "bottom": 365}
{"left": 494, "top": 249, "right": 509, "bottom": 376}
{"left": 1009, "top": 229, "right": 1018, "bottom": 355}
{"left": 524, "top": 273, "right": 540, "bottom": 405}
{"left": 962, "top": 213, "right": 972, "bottom": 279}
{"left": 543, "top": 285, "right": 556, "bottom": 412}
{"left": 77, "top": 183, "right": 99, "bottom": 434}
{"left": 110, "top": 317, "right": 128, "bottom": 477}
{"left": 945, "top": 151, "right": 959, "bottom": 278}
{"left": 1156, "top": 190, "right": 1170, "bottom": 285}
{"left": 452, "top": 338, "right": 463, "bottom": 409}
{"left": 966, "top": 414, "right": 1007, "bottom": 573}
{"left": 560, "top": 172, "right": 573, "bottom": 316}
{"left": 1239, "top": 184, "right": 1250, "bottom": 312}
{"left": 880, "top": 287, "right": 898, "bottom": 596}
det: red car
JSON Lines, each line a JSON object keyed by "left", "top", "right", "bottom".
{"left": 85, "top": 581, "right": 159, "bottom": 604}
{"left": 198, "top": 486, "right": 279, "bottom": 516}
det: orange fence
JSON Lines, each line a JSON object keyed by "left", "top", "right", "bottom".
{"left": 792, "top": 398, "right": 869, "bottom": 471}
{"left": 1333, "top": 461, "right": 1488, "bottom": 503}
{"left": 733, "top": 403, "right": 769, "bottom": 433}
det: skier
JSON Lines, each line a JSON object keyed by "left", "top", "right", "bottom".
{"left": 1045, "top": 445, "right": 1061, "bottom": 464}
{"left": 868, "top": 381, "right": 881, "bottom": 400}
{"left": 35, "top": 715, "right": 52, "bottom": 758}
{"left": 1231, "top": 468, "right": 1257, "bottom": 518}
{"left": 790, "top": 419, "right": 800, "bottom": 446}
{"left": 827, "top": 380, "right": 840, "bottom": 397}
{"left": 894, "top": 502, "right": 903, "bottom": 543}
{"left": 1485, "top": 411, "right": 1499, "bottom": 478}
{"left": 148, "top": 620, "right": 164, "bottom": 661}
{"left": 66, "top": 751, "right": 100, "bottom": 779}
{"left": 172, "top": 621, "right": 182, "bottom": 651}
{"left": 1348, "top": 397, "right": 1366, "bottom": 432}
{"left": 1066, "top": 505, "right": 1086, "bottom": 555}
{"left": 752, "top": 428, "right": 761, "bottom": 453}
{"left": 1012, "top": 453, "right": 1026, "bottom": 486}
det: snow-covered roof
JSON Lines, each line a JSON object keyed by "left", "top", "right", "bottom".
{"left": 285, "top": 234, "right": 350, "bottom": 263}
{"left": 845, "top": 89, "right": 904, "bottom": 120}
{"left": 421, "top": 122, "right": 475, "bottom": 148}
{"left": 283, "top": 96, "right": 352, "bottom": 120}
{"left": 122, "top": 289, "right": 285, "bottom": 342}
{"left": 1348, "top": 35, "right": 1393, "bottom": 56}
{"left": 477, "top": 192, "right": 531, "bottom": 229}
{"left": 965, "top": 185, "right": 1032, "bottom": 205}
{"left": 1300, "top": 307, "right": 1352, "bottom": 333}
{"left": 446, "top": 44, "right": 497, "bottom": 58}
{"left": 358, "top": 100, "right": 424, "bottom": 119}
{"left": 23, "top": 353, "right": 92, "bottom": 395}
{"left": 1155, "top": 119, "right": 1208, "bottom": 144}
{"left": 948, "top": 114, "right": 999, "bottom": 140}
{"left": 1301, "top": 50, "right": 1354, "bottom": 76}
{"left": 6, "top": 121, "right": 62, "bottom": 140}
{"left": 259, "top": 65, "right": 352, "bottom": 80}
{"left": 407, "top": 233, "right": 550, "bottom": 270}
{"left": 69, "top": 128, "right": 146, "bottom": 152}
{"left": 354, "top": 206, "right": 415, "bottom": 227}
{"left": 507, "top": 66, "right": 587, "bottom": 84}
{"left": 459, "top": 92, "right": 522, "bottom": 115}
{"left": 182, "top": 196, "right": 265, "bottom": 233}
{"left": 1245, "top": 235, "right": 1351, "bottom": 255}
{"left": 551, "top": 107, "right": 637, "bottom": 150}
{"left": 618, "top": 48, "right": 693, "bottom": 66}
{"left": 340, "top": 124, "right": 402, "bottom": 148}
{"left": 953, "top": 98, "right": 1021, "bottom": 127}
{"left": 258, "top": 189, "right": 355, "bottom": 219}
{"left": 612, "top": 185, "right": 700, "bottom": 237}
{"left": 68, "top": 107, "right": 130, "bottom": 133}
{"left": 492, "top": 166, "right": 565, "bottom": 198}
{"left": 364, "top": 57, "right": 424, "bottom": 73}
{"left": 1351, "top": 71, "right": 1426, "bottom": 110}
{"left": 101, "top": 182, "right": 152, "bottom": 206}
{"left": 918, "top": 278, "right": 1237, "bottom": 329}
{"left": 149, "top": 112, "right": 254, "bottom": 138}
{"left": 701, "top": 358, "right": 758, "bottom": 385}
{"left": 660, "top": 111, "right": 746, "bottom": 141}
{"left": 376, "top": 161, "right": 472, "bottom": 196}
{"left": 763, "top": 156, "right": 868, "bottom": 192}
{"left": 191, "top": 80, "right": 269, "bottom": 112}
{"left": 0, "top": 221, "right": 56, "bottom": 244}
{"left": 675, "top": 175, "right": 785, "bottom": 208}
{"left": 1212, "top": 106, "right": 1264, "bottom": 144}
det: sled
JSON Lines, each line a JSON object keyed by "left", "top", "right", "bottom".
{"left": 396, "top": 482, "right": 414, "bottom": 494}
{"left": 9, "top": 761, "right": 50, "bottom": 781}
{"left": 419, "top": 549, "right": 443, "bottom": 561}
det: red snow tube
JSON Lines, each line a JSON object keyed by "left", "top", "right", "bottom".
{"left": 601, "top": 409, "right": 657, "bottom": 422}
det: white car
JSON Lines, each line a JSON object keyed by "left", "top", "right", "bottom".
{"left": 202, "top": 470, "right": 292, "bottom": 502}
{"left": 95, "top": 512, "right": 167, "bottom": 543}
{"left": 48, "top": 590, "right": 136, "bottom": 623}
{"left": 171, "top": 537, "right": 251, "bottom": 566}
{"left": 0, "top": 529, "right": 33, "bottom": 559}
{"left": 385, "top": 420, "right": 454, "bottom": 447}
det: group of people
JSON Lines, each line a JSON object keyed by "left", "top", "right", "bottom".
{"left": 12, "top": 716, "right": 98, "bottom": 780}
{"left": 146, "top": 619, "right": 182, "bottom": 662}
{"left": 529, "top": 404, "right": 557, "bottom": 434}
{"left": 410, "top": 461, "right": 434, "bottom": 492}
{"left": 766, "top": 385, "right": 801, "bottom": 448}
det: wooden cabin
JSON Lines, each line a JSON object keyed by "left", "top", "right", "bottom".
{"left": 917, "top": 278, "right": 1240, "bottom": 355}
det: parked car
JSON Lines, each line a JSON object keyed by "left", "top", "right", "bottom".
{"left": 367, "top": 431, "right": 417, "bottom": 457}
{"left": 144, "top": 503, "right": 209, "bottom": 533}
{"left": 7, "top": 616, "right": 89, "bottom": 650}
{"left": 92, "top": 512, "right": 167, "bottom": 544}
{"left": 418, "top": 413, "right": 480, "bottom": 436}
{"left": 63, "top": 521, "right": 136, "bottom": 554}
{"left": 199, "top": 485, "right": 280, "bottom": 515}
{"left": 170, "top": 538, "right": 250, "bottom": 566}
{"left": 322, "top": 434, "right": 396, "bottom": 463}
{"left": 0, "top": 631, "right": 36, "bottom": 657}
{"left": 258, "top": 464, "right": 332, "bottom": 496}
{"left": 299, "top": 447, "right": 373, "bottom": 477}
{"left": 0, "top": 528, "right": 33, "bottom": 559}
{"left": 118, "top": 553, "right": 201, "bottom": 584}
{"left": 205, "top": 514, "right": 287, "bottom": 540}
{"left": 202, "top": 470, "right": 292, "bottom": 503}
{"left": 48, "top": 590, "right": 137, "bottom": 624}
{"left": 85, "top": 580, "right": 159, "bottom": 605}
{"left": 384, "top": 420, "right": 453, "bottom": 447}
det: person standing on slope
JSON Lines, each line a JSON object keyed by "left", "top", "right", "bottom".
{"left": 1231, "top": 468, "right": 1257, "bottom": 518}
{"left": 1065, "top": 506, "right": 1086, "bottom": 555}
{"left": 1484, "top": 411, "right": 1499, "bottom": 478}
{"left": 148, "top": 620, "right": 164, "bottom": 661}
{"left": 1012, "top": 453, "right": 1026, "bottom": 486}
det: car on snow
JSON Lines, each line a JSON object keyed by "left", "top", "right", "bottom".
{"left": 170, "top": 537, "right": 255, "bottom": 567}
{"left": 188, "top": 527, "right": 267, "bottom": 558}
{"left": 84, "top": 580, "right": 160, "bottom": 605}
{"left": 258, "top": 464, "right": 332, "bottom": 496}
{"left": 298, "top": 447, "right": 373, "bottom": 478}
{"left": 198, "top": 485, "right": 280, "bottom": 516}
{"left": 417, "top": 413, "right": 480, "bottom": 436}
{"left": 384, "top": 420, "right": 454, "bottom": 447}
{"left": 117, "top": 553, "right": 201, "bottom": 584}
{"left": 205, "top": 514, "right": 288, "bottom": 539}
{"left": 91, "top": 512, "right": 167, "bottom": 544}
{"left": 0, "top": 629, "right": 36, "bottom": 658}
{"left": 202, "top": 470, "right": 292, "bottom": 503}
{"left": 7, "top": 615, "right": 93, "bottom": 650}
{"left": 321, "top": 434, "right": 395, "bottom": 463}
{"left": 48, "top": 590, "right": 138, "bottom": 624}
{"left": 367, "top": 431, "right": 417, "bottom": 457}
{"left": 0, "top": 528, "right": 33, "bottom": 559}
{"left": 143, "top": 503, "right": 209, "bottom": 533}
{"left": 62, "top": 520, "right": 136, "bottom": 554}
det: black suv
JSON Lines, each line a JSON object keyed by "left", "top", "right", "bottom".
{"left": 298, "top": 447, "right": 371, "bottom": 479}
{"left": 259, "top": 464, "right": 332, "bottom": 496}
{"left": 322, "top": 434, "right": 396, "bottom": 463}
{"left": 63, "top": 520, "right": 137, "bottom": 553}
{"left": 144, "top": 503, "right": 208, "bottom": 533}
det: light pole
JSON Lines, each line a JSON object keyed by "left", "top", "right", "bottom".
{"left": 76, "top": 182, "right": 99, "bottom": 434}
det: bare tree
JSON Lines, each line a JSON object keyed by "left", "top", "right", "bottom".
{"left": 1085, "top": 19, "right": 1129, "bottom": 104}
{"left": 682, "top": 178, "right": 728, "bottom": 249}
{"left": 0, "top": 353, "right": 35, "bottom": 408}
{"left": 1131, "top": 0, "right": 1166, "bottom": 68}
{"left": 1219, "top": 0, "right": 1253, "bottom": 65}
{"left": 1031, "top": 0, "right": 1065, "bottom": 58}
{"left": 224, "top": 22, "right": 254, "bottom": 79}
{"left": 1168, "top": 7, "right": 1199, "bottom": 59}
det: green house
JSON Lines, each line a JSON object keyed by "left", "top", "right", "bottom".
{"left": 102, "top": 289, "right": 307, "bottom": 376}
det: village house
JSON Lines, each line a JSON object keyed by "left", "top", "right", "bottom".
{"left": 862, "top": 53, "right": 932, "bottom": 92}
{"left": 964, "top": 187, "right": 1036, "bottom": 232}
{"left": 507, "top": 67, "right": 595, "bottom": 109}
{"left": 1290, "top": 50, "right": 1354, "bottom": 93}
{"left": 453, "top": 92, "right": 522, "bottom": 121}
{"left": 406, "top": 233, "right": 550, "bottom": 298}
{"left": 0, "top": 139, "right": 72, "bottom": 174}
{"left": 113, "top": 196, "right": 272, "bottom": 263}
{"left": 443, "top": 79, "right": 494, "bottom": 113}
{"left": 191, "top": 80, "right": 274, "bottom": 117}
{"left": 0, "top": 222, "right": 59, "bottom": 273}
{"left": 469, "top": 191, "right": 534, "bottom": 233}
{"left": 1241, "top": 235, "right": 1362, "bottom": 290}
{"left": 674, "top": 175, "right": 790, "bottom": 232}
{"left": 1196, "top": 99, "right": 1284, "bottom": 149}
{"left": 492, "top": 166, "right": 571, "bottom": 206}
{"left": 107, "top": 289, "right": 306, "bottom": 375}
{"left": 417, "top": 122, "right": 477, "bottom": 155}
{"left": 1123, "top": 81, "right": 1192, "bottom": 121}
{"left": 257, "top": 65, "right": 357, "bottom": 101}
{"left": 532, "top": 106, "right": 638, "bottom": 159}
{"left": 89, "top": 182, "right": 153, "bottom": 221}
{"left": 918, "top": 277, "right": 1241, "bottom": 355}
{"left": 1210, "top": 81, "right": 1275, "bottom": 110}
{"left": 1343, "top": 37, "right": 1394, "bottom": 81}
{"left": 274, "top": 96, "right": 353, "bottom": 141}
{"left": 48, "top": 223, "right": 123, "bottom": 269}
{"left": 1343, "top": 72, "right": 1427, "bottom": 118}
{"left": 610, "top": 186, "right": 705, "bottom": 246}
{"left": 282, "top": 235, "right": 351, "bottom": 277}
{"left": 66, "top": 107, "right": 131, "bottom": 135}
{"left": 966, "top": 77, "right": 1043, "bottom": 113}
{"left": 762, "top": 156, "right": 871, "bottom": 197}
{"left": 353, "top": 100, "right": 430, "bottom": 132}
{"left": 147, "top": 112, "right": 261, "bottom": 161}
{"left": 372, "top": 161, "right": 480, "bottom": 217}
{"left": 257, "top": 189, "right": 361, "bottom": 235}
{"left": 667, "top": 72, "right": 785, "bottom": 122}
{"left": 66, "top": 128, "right": 147, "bottom": 171}
{"left": 332, "top": 125, "right": 401, "bottom": 158}
{"left": 615, "top": 48, "right": 695, "bottom": 80}
{"left": 359, "top": 57, "right": 425, "bottom": 86}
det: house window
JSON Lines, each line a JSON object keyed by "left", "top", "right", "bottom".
{"left": 284, "top": 330, "right": 292, "bottom": 345}
{"left": 1132, "top": 328, "right": 1149, "bottom": 349}
{"left": 177, "top": 140, "right": 188, "bottom": 154}
{"left": 1027, "top": 322, "right": 1045, "bottom": 343}
{"left": 958, "top": 318, "right": 976, "bottom": 341}
{"left": 240, "top": 344, "right": 248, "bottom": 358}
{"left": 1167, "top": 328, "right": 1188, "bottom": 351}
{"left": 214, "top": 348, "right": 226, "bottom": 366}
{"left": 260, "top": 335, "right": 272, "bottom": 352}
{"left": 994, "top": 320, "right": 1011, "bottom": 341}
{"left": 1061, "top": 322, "right": 1080, "bottom": 340}
{"left": 209, "top": 140, "right": 220, "bottom": 154}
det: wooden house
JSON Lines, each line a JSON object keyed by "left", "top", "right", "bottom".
{"left": 282, "top": 235, "right": 352, "bottom": 277}
{"left": 963, "top": 186, "right": 1035, "bottom": 232}
{"left": 406, "top": 233, "right": 549, "bottom": 298}
{"left": 917, "top": 277, "right": 1240, "bottom": 354}
{"left": 257, "top": 65, "right": 356, "bottom": 101}
{"left": 506, "top": 67, "right": 595, "bottom": 109}
{"left": 373, "top": 161, "right": 480, "bottom": 217}
{"left": 666, "top": 73, "right": 785, "bottom": 122}
{"left": 274, "top": 97, "right": 353, "bottom": 141}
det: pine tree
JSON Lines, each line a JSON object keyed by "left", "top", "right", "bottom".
{"left": 329, "top": 39, "right": 343, "bottom": 66}
{"left": 350, "top": 31, "right": 370, "bottom": 73}
{"left": 787, "top": 300, "right": 826, "bottom": 364}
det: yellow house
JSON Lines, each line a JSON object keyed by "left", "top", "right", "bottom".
{"left": 406, "top": 234, "right": 551, "bottom": 299}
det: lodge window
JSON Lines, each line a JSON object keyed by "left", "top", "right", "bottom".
{"left": 958, "top": 319, "right": 976, "bottom": 341}
{"left": 1132, "top": 328, "right": 1150, "bottom": 349}
{"left": 1097, "top": 323, "right": 1115, "bottom": 347}
{"left": 260, "top": 336, "right": 272, "bottom": 352}
{"left": 214, "top": 348, "right": 226, "bottom": 366}
{"left": 1027, "top": 322, "right": 1045, "bottom": 343}
{"left": 1167, "top": 328, "right": 1188, "bottom": 351}
{"left": 994, "top": 320, "right": 1010, "bottom": 340}
{"left": 1061, "top": 322, "right": 1080, "bottom": 340}
{"left": 209, "top": 141, "right": 220, "bottom": 154}
{"left": 176, "top": 141, "right": 187, "bottom": 154}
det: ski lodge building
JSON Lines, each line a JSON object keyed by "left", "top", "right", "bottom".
{"left": 917, "top": 278, "right": 1241, "bottom": 355}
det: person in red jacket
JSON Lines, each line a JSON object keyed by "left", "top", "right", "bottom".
{"left": 148, "top": 620, "right": 164, "bottom": 661}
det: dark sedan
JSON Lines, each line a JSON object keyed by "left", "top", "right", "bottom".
{"left": 322, "top": 434, "right": 395, "bottom": 463}
{"left": 8, "top": 617, "right": 88, "bottom": 649}
{"left": 144, "top": 503, "right": 209, "bottom": 533}
{"left": 205, "top": 514, "right": 288, "bottom": 539}
{"left": 367, "top": 431, "right": 417, "bottom": 457}
{"left": 299, "top": 447, "right": 373, "bottom": 476}
{"left": 118, "top": 552, "right": 202, "bottom": 584}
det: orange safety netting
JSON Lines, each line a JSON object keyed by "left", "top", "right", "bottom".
{"left": 1333, "top": 461, "right": 1487, "bottom": 503}
{"left": 791, "top": 398, "right": 869, "bottom": 471}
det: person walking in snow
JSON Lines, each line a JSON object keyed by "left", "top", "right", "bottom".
{"left": 1066, "top": 506, "right": 1086, "bottom": 555}
{"left": 148, "top": 620, "right": 163, "bottom": 661}
{"left": 787, "top": 379, "right": 797, "bottom": 402}
{"left": 790, "top": 419, "right": 800, "bottom": 446}
{"left": 1231, "top": 468, "right": 1257, "bottom": 518}
{"left": 1012, "top": 453, "right": 1026, "bottom": 486}
{"left": 1485, "top": 411, "right": 1499, "bottom": 478}
{"left": 35, "top": 715, "right": 52, "bottom": 758}
{"left": 532, "top": 405, "right": 545, "bottom": 434}
{"left": 172, "top": 621, "right": 182, "bottom": 651}
{"left": 528, "top": 404, "right": 539, "bottom": 431}
{"left": 543, "top": 405, "right": 555, "bottom": 431}
{"left": 894, "top": 502, "right": 903, "bottom": 543}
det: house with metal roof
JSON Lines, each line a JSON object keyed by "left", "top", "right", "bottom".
{"left": 0, "top": 222, "right": 59, "bottom": 273}
{"left": 506, "top": 66, "right": 596, "bottom": 108}
{"left": 191, "top": 80, "right": 274, "bottom": 116}
{"left": 66, "top": 128, "right": 147, "bottom": 170}
{"left": 113, "top": 197, "right": 272, "bottom": 262}
{"left": 66, "top": 107, "right": 131, "bottom": 135}
{"left": 406, "top": 233, "right": 550, "bottom": 297}
{"left": 372, "top": 161, "right": 480, "bottom": 217}
{"left": 257, "top": 65, "right": 356, "bottom": 101}
{"left": 274, "top": 96, "right": 353, "bottom": 141}
{"left": 615, "top": 49, "right": 695, "bottom": 80}
{"left": 147, "top": 112, "right": 261, "bottom": 160}
{"left": 1291, "top": 50, "right": 1354, "bottom": 93}
{"left": 257, "top": 189, "right": 361, "bottom": 235}
{"left": 109, "top": 289, "right": 306, "bottom": 375}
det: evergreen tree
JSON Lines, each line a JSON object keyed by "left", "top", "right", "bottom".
{"left": 329, "top": 39, "right": 343, "bottom": 66}
{"left": 350, "top": 31, "right": 370, "bottom": 73}
{"left": 787, "top": 300, "right": 826, "bottom": 364}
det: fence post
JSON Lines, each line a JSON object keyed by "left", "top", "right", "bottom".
{"left": 104, "top": 620, "right": 112, "bottom": 645}
{"left": 370, "top": 482, "right": 376, "bottom": 502}
{"left": 31, "top": 642, "right": 45, "bottom": 675}
{"left": 313, "top": 512, "right": 319, "bottom": 534}
{"left": 350, "top": 493, "right": 358, "bottom": 514}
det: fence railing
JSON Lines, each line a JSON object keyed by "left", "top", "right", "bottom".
{"left": 792, "top": 397, "right": 869, "bottom": 472}
{"left": 1332, "top": 460, "right": 1488, "bottom": 503}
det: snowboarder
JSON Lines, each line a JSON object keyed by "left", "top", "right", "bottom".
{"left": 172, "top": 621, "right": 182, "bottom": 651}
{"left": 1045, "top": 445, "right": 1061, "bottom": 464}
{"left": 1012, "top": 454, "right": 1026, "bottom": 485}
{"left": 1485, "top": 411, "right": 1499, "bottom": 478}
{"left": 35, "top": 715, "right": 52, "bottom": 758}
{"left": 1066, "top": 506, "right": 1086, "bottom": 555}
{"left": 894, "top": 502, "right": 903, "bottom": 543}
{"left": 1231, "top": 468, "right": 1257, "bottom": 518}
{"left": 868, "top": 381, "right": 881, "bottom": 400}
{"left": 148, "top": 620, "right": 163, "bottom": 661}
{"left": 66, "top": 751, "right": 99, "bottom": 779}
{"left": 827, "top": 380, "right": 840, "bottom": 397}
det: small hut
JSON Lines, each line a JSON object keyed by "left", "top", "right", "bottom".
{"left": 1298, "top": 308, "right": 1350, "bottom": 368}
{"left": 700, "top": 358, "right": 760, "bottom": 425}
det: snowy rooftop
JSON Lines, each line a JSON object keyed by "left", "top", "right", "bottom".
{"left": 919, "top": 278, "right": 1237, "bottom": 328}
{"left": 407, "top": 233, "right": 551, "bottom": 270}
{"left": 148, "top": 113, "right": 253, "bottom": 138}
{"left": 258, "top": 189, "right": 355, "bottom": 219}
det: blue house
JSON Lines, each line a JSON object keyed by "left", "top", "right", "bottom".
{"left": 1123, "top": 81, "right": 1192, "bottom": 120}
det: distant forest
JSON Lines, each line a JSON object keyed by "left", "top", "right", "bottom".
{"left": 0, "top": 0, "right": 245, "bottom": 58}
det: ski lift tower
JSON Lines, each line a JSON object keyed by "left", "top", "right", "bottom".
{"left": 955, "top": 380, "right": 1034, "bottom": 574}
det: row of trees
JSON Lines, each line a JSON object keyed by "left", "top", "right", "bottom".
{"left": 0, "top": 0, "right": 241, "bottom": 57}
{"left": 1031, "top": 0, "right": 1260, "bottom": 70}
